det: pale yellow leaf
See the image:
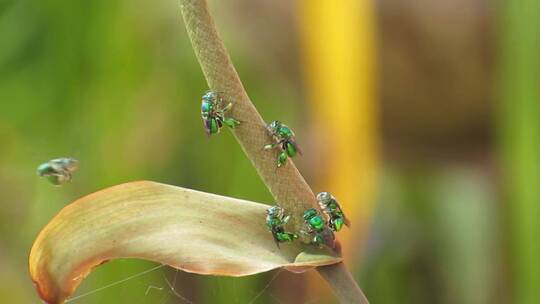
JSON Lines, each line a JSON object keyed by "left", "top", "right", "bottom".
{"left": 29, "top": 181, "right": 341, "bottom": 304}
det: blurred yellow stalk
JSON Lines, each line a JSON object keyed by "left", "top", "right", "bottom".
{"left": 298, "top": 0, "right": 378, "bottom": 298}
{"left": 298, "top": 0, "right": 378, "bottom": 262}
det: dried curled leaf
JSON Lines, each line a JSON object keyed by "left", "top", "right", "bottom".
{"left": 29, "top": 181, "right": 341, "bottom": 304}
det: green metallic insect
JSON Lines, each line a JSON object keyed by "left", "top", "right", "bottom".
{"left": 263, "top": 120, "right": 301, "bottom": 167}
{"left": 266, "top": 206, "right": 298, "bottom": 247}
{"left": 37, "top": 158, "right": 79, "bottom": 186}
{"left": 316, "top": 192, "right": 350, "bottom": 232}
{"left": 303, "top": 208, "right": 334, "bottom": 247}
{"left": 201, "top": 91, "right": 240, "bottom": 135}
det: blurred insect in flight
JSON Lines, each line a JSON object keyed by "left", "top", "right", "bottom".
{"left": 37, "top": 158, "right": 79, "bottom": 186}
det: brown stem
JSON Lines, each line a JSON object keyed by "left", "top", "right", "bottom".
{"left": 178, "top": 0, "right": 368, "bottom": 303}
{"left": 318, "top": 262, "right": 369, "bottom": 303}
{"left": 179, "top": 0, "right": 315, "bottom": 232}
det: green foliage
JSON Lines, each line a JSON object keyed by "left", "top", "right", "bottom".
{"left": 0, "top": 1, "right": 290, "bottom": 303}
{"left": 498, "top": 1, "right": 540, "bottom": 303}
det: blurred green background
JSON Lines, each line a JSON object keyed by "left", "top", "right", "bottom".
{"left": 0, "top": 0, "right": 538, "bottom": 303}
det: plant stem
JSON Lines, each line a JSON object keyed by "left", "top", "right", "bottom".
{"left": 318, "top": 262, "right": 369, "bottom": 303}
{"left": 178, "top": 0, "right": 368, "bottom": 303}
{"left": 179, "top": 0, "right": 314, "bottom": 232}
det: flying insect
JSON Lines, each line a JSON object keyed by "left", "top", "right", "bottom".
{"left": 37, "top": 158, "right": 79, "bottom": 186}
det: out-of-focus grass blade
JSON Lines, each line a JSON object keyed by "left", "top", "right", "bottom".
{"left": 29, "top": 181, "right": 341, "bottom": 304}
{"left": 433, "top": 169, "right": 496, "bottom": 304}
{"left": 498, "top": 1, "right": 540, "bottom": 303}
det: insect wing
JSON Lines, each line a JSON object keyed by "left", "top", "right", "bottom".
{"left": 46, "top": 161, "right": 65, "bottom": 174}
{"left": 203, "top": 118, "right": 213, "bottom": 136}
{"left": 56, "top": 172, "right": 72, "bottom": 185}
{"left": 343, "top": 215, "right": 351, "bottom": 227}
{"left": 270, "top": 227, "right": 281, "bottom": 248}
{"left": 333, "top": 201, "right": 351, "bottom": 227}
{"left": 63, "top": 159, "right": 79, "bottom": 173}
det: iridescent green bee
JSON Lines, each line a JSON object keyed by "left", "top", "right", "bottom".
{"left": 37, "top": 158, "right": 79, "bottom": 186}
{"left": 317, "top": 192, "right": 350, "bottom": 232}
{"left": 264, "top": 120, "right": 301, "bottom": 167}
{"left": 266, "top": 206, "right": 298, "bottom": 247}
{"left": 303, "top": 208, "right": 334, "bottom": 247}
{"left": 201, "top": 91, "right": 240, "bottom": 135}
